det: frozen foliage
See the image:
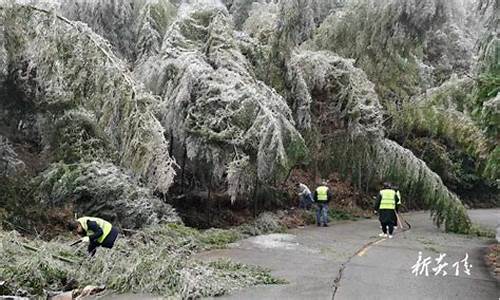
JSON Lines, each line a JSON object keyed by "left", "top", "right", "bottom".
{"left": 240, "top": 0, "right": 344, "bottom": 45}
{"left": 0, "top": 136, "right": 25, "bottom": 177}
{"left": 389, "top": 77, "right": 490, "bottom": 161}
{"left": 482, "top": 93, "right": 499, "bottom": 137}
{"left": 312, "top": 0, "right": 479, "bottom": 99}
{"left": 58, "top": 0, "right": 134, "bottom": 61}
{"left": 0, "top": 25, "right": 5, "bottom": 79}
{"left": 469, "top": 0, "right": 499, "bottom": 182}
{"left": 273, "top": 0, "right": 315, "bottom": 47}
{"left": 136, "top": 0, "right": 307, "bottom": 200}
{"left": 33, "top": 162, "right": 180, "bottom": 229}
{"left": 135, "top": 0, "right": 178, "bottom": 62}
{"left": 59, "top": 0, "right": 177, "bottom": 62}
{"left": 242, "top": 2, "right": 279, "bottom": 44}
{"left": 286, "top": 50, "right": 383, "bottom": 136}
{"left": 0, "top": 0, "right": 488, "bottom": 239}
{"left": 261, "top": 0, "right": 353, "bottom": 94}
{"left": 237, "top": 211, "right": 286, "bottom": 236}
{"left": 287, "top": 53, "right": 474, "bottom": 230}
{"left": 375, "top": 139, "right": 471, "bottom": 233}
{"left": 308, "top": 0, "right": 347, "bottom": 25}
{"left": 227, "top": 0, "right": 258, "bottom": 29}
{"left": 473, "top": 0, "right": 498, "bottom": 40}
{"left": 0, "top": 226, "right": 284, "bottom": 298}
{"left": 260, "top": 0, "right": 318, "bottom": 93}
{"left": 47, "top": 109, "right": 114, "bottom": 163}
{"left": 305, "top": 0, "right": 497, "bottom": 208}
{"left": 1, "top": 4, "right": 176, "bottom": 193}
{"left": 475, "top": 36, "right": 500, "bottom": 181}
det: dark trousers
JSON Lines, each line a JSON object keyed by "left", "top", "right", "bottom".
{"left": 381, "top": 222, "right": 394, "bottom": 235}
{"left": 88, "top": 227, "right": 119, "bottom": 255}
{"left": 101, "top": 227, "right": 119, "bottom": 248}
{"left": 379, "top": 209, "right": 396, "bottom": 235}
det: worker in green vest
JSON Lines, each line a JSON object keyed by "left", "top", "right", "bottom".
{"left": 374, "top": 182, "right": 400, "bottom": 238}
{"left": 313, "top": 181, "right": 333, "bottom": 227}
{"left": 68, "top": 216, "right": 119, "bottom": 256}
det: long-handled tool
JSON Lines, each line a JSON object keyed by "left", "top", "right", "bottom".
{"left": 396, "top": 212, "right": 404, "bottom": 229}
{"left": 396, "top": 212, "right": 411, "bottom": 230}
{"left": 69, "top": 239, "right": 83, "bottom": 247}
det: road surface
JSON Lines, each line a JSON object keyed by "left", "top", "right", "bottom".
{"left": 198, "top": 210, "right": 500, "bottom": 300}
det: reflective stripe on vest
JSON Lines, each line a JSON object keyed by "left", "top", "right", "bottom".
{"left": 396, "top": 191, "right": 402, "bottom": 205}
{"left": 379, "top": 189, "right": 396, "bottom": 210}
{"left": 78, "top": 217, "right": 112, "bottom": 244}
{"left": 316, "top": 186, "right": 329, "bottom": 202}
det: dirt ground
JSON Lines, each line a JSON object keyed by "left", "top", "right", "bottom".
{"left": 485, "top": 243, "right": 500, "bottom": 280}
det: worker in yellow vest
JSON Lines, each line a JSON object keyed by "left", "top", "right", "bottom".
{"left": 68, "top": 216, "right": 119, "bottom": 256}
{"left": 374, "top": 182, "right": 400, "bottom": 238}
{"left": 313, "top": 181, "right": 333, "bottom": 227}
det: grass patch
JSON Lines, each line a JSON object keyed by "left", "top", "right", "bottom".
{"left": 298, "top": 208, "right": 360, "bottom": 225}
{"left": 468, "top": 224, "right": 496, "bottom": 239}
{"left": 328, "top": 209, "right": 359, "bottom": 221}
{"left": 235, "top": 212, "right": 287, "bottom": 237}
{"left": 200, "top": 228, "right": 242, "bottom": 248}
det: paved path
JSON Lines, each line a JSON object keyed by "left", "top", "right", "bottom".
{"left": 198, "top": 210, "right": 500, "bottom": 300}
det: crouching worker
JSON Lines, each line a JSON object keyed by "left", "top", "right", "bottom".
{"left": 374, "top": 182, "right": 400, "bottom": 239}
{"left": 68, "top": 216, "right": 118, "bottom": 256}
{"left": 297, "top": 182, "right": 313, "bottom": 210}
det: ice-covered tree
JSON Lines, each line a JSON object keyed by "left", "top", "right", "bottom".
{"left": 135, "top": 0, "right": 307, "bottom": 201}
{"left": 0, "top": 4, "right": 178, "bottom": 223}
{"left": 311, "top": 0, "right": 480, "bottom": 100}
{"left": 286, "top": 50, "right": 472, "bottom": 232}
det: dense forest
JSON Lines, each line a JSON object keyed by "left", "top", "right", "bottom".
{"left": 0, "top": 0, "right": 498, "bottom": 298}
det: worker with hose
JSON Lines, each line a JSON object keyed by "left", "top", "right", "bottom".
{"left": 374, "top": 182, "right": 400, "bottom": 238}
{"left": 67, "top": 216, "right": 118, "bottom": 256}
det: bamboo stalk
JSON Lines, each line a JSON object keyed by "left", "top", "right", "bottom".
{"left": 16, "top": 241, "right": 80, "bottom": 265}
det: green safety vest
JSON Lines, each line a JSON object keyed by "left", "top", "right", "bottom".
{"left": 78, "top": 217, "right": 112, "bottom": 244}
{"left": 316, "top": 186, "right": 329, "bottom": 202}
{"left": 379, "top": 189, "right": 396, "bottom": 210}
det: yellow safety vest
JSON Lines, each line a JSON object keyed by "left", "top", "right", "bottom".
{"left": 316, "top": 186, "right": 329, "bottom": 202}
{"left": 396, "top": 190, "right": 402, "bottom": 205}
{"left": 379, "top": 189, "right": 396, "bottom": 210}
{"left": 78, "top": 217, "right": 112, "bottom": 244}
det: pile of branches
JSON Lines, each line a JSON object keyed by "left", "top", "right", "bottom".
{"left": 0, "top": 220, "right": 286, "bottom": 299}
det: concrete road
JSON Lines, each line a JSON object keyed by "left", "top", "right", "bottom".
{"left": 198, "top": 210, "right": 500, "bottom": 300}
{"left": 468, "top": 208, "right": 500, "bottom": 233}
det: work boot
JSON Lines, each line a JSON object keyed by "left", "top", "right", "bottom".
{"left": 378, "top": 233, "right": 387, "bottom": 237}
{"left": 388, "top": 235, "right": 393, "bottom": 239}
{"left": 317, "top": 223, "right": 321, "bottom": 227}
{"left": 323, "top": 223, "right": 329, "bottom": 227}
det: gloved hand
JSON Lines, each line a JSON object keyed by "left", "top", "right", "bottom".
{"left": 81, "top": 236, "right": 90, "bottom": 243}
{"left": 373, "top": 210, "right": 378, "bottom": 215}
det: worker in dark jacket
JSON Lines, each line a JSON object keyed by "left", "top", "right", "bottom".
{"left": 313, "top": 181, "right": 333, "bottom": 227}
{"left": 68, "top": 216, "right": 119, "bottom": 256}
{"left": 374, "top": 182, "right": 400, "bottom": 238}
